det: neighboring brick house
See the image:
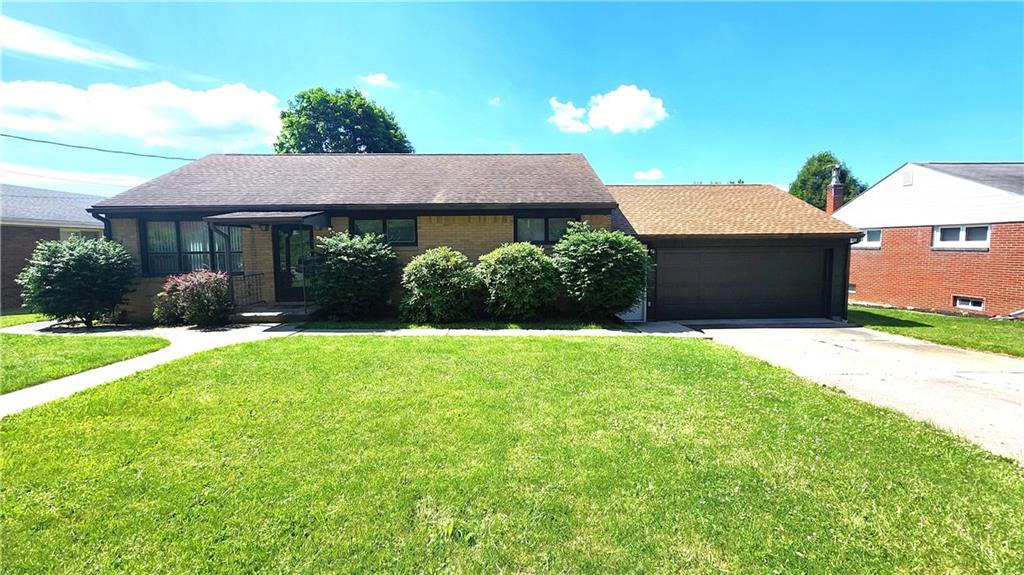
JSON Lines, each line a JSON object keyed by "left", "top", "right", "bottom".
{"left": 90, "top": 153, "right": 858, "bottom": 323}
{"left": 832, "top": 162, "right": 1024, "bottom": 317}
{"left": 1, "top": 185, "right": 104, "bottom": 309}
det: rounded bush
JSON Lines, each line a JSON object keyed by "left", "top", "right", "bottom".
{"left": 400, "top": 247, "right": 483, "bottom": 323}
{"left": 310, "top": 232, "right": 399, "bottom": 319}
{"left": 552, "top": 222, "right": 649, "bottom": 318}
{"left": 16, "top": 235, "right": 136, "bottom": 327}
{"left": 153, "top": 270, "right": 231, "bottom": 327}
{"left": 476, "top": 242, "right": 560, "bottom": 321}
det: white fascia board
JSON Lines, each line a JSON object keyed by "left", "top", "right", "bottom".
{"left": 833, "top": 164, "right": 1024, "bottom": 228}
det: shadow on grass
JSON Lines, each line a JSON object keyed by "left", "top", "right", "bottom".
{"left": 848, "top": 309, "right": 931, "bottom": 329}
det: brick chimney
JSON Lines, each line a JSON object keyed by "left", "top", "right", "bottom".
{"left": 825, "top": 165, "right": 845, "bottom": 214}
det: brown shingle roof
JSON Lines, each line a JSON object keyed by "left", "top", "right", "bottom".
{"left": 608, "top": 184, "right": 861, "bottom": 237}
{"left": 94, "top": 153, "right": 615, "bottom": 211}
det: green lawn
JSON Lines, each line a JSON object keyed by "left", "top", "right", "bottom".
{"left": 2, "top": 337, "right": 1021, "bottom": 573}
{"left": 303, "top": 319, "right": 629, "bottom": 330}
{"left": 849, "top": 305, "right": 1024, "bottom": 357}
{"left": 0, "top": 334, "right": 169, "bottom": 393}
{"left": 0, "top": 309, "right": 45, "bottom": 328}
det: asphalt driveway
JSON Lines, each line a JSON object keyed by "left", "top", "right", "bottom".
{"left": 691, "top": 320, "right": 1024, "bottom": 464}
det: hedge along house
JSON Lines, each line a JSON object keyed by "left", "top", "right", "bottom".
{"left": 608, "top": 181, "right": 862, "bottom": 321}
{"left": 88, "top": 154, "right": 616, "bottom": 322}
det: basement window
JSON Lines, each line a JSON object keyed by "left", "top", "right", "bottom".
{"left": 855, "top": 229, "right": 882, "bottom": 249}
{"left": 933, "top": 224, "right": 990, "bottom": 249}
{"left": 954, "top": 296, "right": 984, "bottom": 311}
{"left": 848, "top": 283, "right": 856, "bottom": 293}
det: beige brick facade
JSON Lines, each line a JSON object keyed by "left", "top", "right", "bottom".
{"left": 107, "top": 212, "right": 611, "bottom": 321}
{"left": 582, "top": 214, "right": 613, "bottom": 230}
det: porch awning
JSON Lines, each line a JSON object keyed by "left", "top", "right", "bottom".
{"left": 203, "top": 211, "right": 330, "bottom": 227}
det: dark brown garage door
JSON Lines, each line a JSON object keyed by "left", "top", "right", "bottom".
{"left": 655, "top": 247, "right": 832, "bottom": 319}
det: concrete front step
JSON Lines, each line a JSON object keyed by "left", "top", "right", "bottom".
{"left": 230, "top": 305, "right": 316, "bottom": 324}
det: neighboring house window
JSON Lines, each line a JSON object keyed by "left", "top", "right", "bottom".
{"left": 515, "top": 216, "right": 576, "bottom": 244}
{"left": 142, "top": 221, "right": 244, "bottom": 276}
{"left": 352, "top": 218, "right": 417, "bottom": 246}
{"left": 60, "top": 229, "right": 101, "bottom": 240}
{"left": 848, "top": 283, "right": 856, "bottom": 293}
{"left": 855, "top": 229, "right": 882, "bottom": 249}
{"left": 933, "top": 224, "right": 990, "bottom": 249}
{"left": 954, "top": 296, "right": 984, "bottom": 311}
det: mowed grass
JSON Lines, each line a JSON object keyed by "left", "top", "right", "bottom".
{"left": 849, "top": 305, "right": 1024, "bottom": 357}
{"left": 0, "top": 334, "right": 169, "bottom": 393}
{"left": 0, "top": 309, "right": 45, "bottom": 328}
{"left": 2, "top": 337, "right": 1022, "bottom": 574}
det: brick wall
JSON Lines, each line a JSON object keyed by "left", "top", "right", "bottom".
{"left": 1, "top": 225, "right": 59, "bottom": 309}
{"left": 395, "top": 215, "right": 514, "bottom": 264}
{"left": 849, "top": 222, "right": 1024, "bottom": 316}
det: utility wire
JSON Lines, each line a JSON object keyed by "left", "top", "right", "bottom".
{"left": 0, "top": 168, "right": 134, "bottom": 188}
{"left": 0, "top": 133, "right": 198, "bottom": 161}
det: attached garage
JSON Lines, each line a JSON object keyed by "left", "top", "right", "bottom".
{"left": 608, "top": 185, "right": 861, "bottom": 321}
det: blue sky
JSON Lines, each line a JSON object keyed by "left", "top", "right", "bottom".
{"left": 1, "top": 2, "right": 1021, "bottom": 197}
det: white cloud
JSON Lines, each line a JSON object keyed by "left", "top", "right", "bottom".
{"left": 633, "top": 168, "right": 664, "bottom": 181}
{"left": 547, "top": 97, "right": 591, "bottom": 133}
{"left": 0, "top": 161, "right": 148, "bottom": 189}
{"left": 359, "top": 72, "right": 397, "bottom": 88}
{"left": 0, "top": 15, "right": 146, "bottom": 69}
{"left": 0, "top": 80, "right": 282, "bottom": 151}
{"left": 488, "top": 96, "right": 502, "bottom": 107}
{"left": 548, "top": 84, "right": 668, "bottom": 134}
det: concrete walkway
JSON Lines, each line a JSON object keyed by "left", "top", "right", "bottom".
{"left": 693, "top": 320, "right": 1024, "bottom": 464}
{"left": 1, "top": 320, "right": 705, "bottom": 418}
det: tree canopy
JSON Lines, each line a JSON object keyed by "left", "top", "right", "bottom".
{"left": 789, "top": 151, "right": 866, "bottom": 210}
{"left": 274, "top": 88, "right": 414, "bottom": 154}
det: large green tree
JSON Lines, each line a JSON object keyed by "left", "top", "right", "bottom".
{"left": 789, "top": 151, "right": 866, "bottom": 210}
{"left": 274, "top": 88, "right": 414, "bottom": 153}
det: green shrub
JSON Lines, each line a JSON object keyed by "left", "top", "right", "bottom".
{"left": 16, "top": 236, "right": 136, "bottom": 327}
{"left": 153, "top": 270, "right": 231, "bottom": 327}
{"left": 310, "top": 232, "right": 399, "bottom": 319}
{"left": 400, "top": 247, "right": 483, "bottom": 323}
{"left": 476, "top": 243, "right": 560, "bottom": 321}
{"left": 552, "top": 222, "right": 648, "bottom": 318}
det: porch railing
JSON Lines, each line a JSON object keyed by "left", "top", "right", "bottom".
{"left": 232, "top": 273, "right": 265, "bottom": 308}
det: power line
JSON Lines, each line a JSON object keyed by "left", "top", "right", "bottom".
{"left": 0, "top": 168, "right": 134, "bottom": 188}
{"left": 0, "top": 133, "right": 198, "bottom": 161}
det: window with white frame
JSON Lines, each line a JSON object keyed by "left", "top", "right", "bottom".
{"left": 954, "top": 296, "right": 984, "bottom": 311}
{"left": 855, "top": 228, "right": 882, "bottom": 249}
{"left": 932, "top": 224, "right": 990, "bottom": 249}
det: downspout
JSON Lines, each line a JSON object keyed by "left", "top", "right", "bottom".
{"left": 90, "top": 212, "right": 111, "bottom": 238}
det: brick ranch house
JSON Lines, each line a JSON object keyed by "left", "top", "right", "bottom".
{"left": 88, "top": 153, "right": 861, "bottom": 323}
{"left": 1, "top": 184, "right": 104, "bottom": 309}
{"left": 832, "top": 162, "right": 1024, "bottom": 317}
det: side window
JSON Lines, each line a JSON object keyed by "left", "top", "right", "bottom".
{"left": 933, "top": 225, "right": 990, "bottom": 249}
{"left": 516, "top": 218, "right": 546, "bottom": 243}
{"left": 856, "top": 228, "right": 882, "bottom": 248}
{"left": 385, "top": 219, "right": 416, "bottom": 245}
{"left": 146, "top": 221, "right": 180, "bottom": 275}
{"left": 353, "top": 219, "right": 384, "bottom": 236}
